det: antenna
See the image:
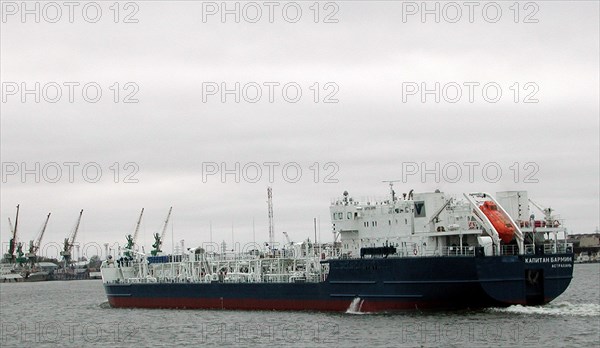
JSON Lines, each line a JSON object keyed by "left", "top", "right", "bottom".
{"left": 382, "top": 180, "right": 402, "bottom": 201}
{"left": 318, "top": 216, "right": 321, "bottom": 244}
{"left": 267, "top": 187, "right": 274, "bottom": 249}
{"left": 314, "top": 217, "right": 317, "bottom": 247}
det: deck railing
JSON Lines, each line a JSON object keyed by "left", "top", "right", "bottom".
{"left": 441, "top": 246, "right": 476, "bottom": 256}
{"left": 523, "top": 242, "right": 573, "bottom": 255}
{"left": 501, "top": 245, "right": 520, "bottom": 256}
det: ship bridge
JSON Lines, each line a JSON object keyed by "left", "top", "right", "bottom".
{"left": 330, "top": 189, "right": 571, "bottom": 259}
{"left": 330, "top": 189, "right": 483, "bottom": 257}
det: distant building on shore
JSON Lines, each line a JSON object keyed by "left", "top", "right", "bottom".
{"left": 37, "top": 262, "right": 59, "bottom": 273}
{"left": 568, "top": 233, "right": 600, "bottom": 262}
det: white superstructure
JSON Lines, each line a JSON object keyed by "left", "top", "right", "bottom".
{"left": 331, "top": 187, "right": 568, "bottom": 258}
{"left": 102, "top": 187, "right": 572, "bottom": 285}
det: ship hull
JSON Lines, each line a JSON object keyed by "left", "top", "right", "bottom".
{"left": 22, "top": 271, "right": 50, "bottom": 282}
{"left": 104, "top": 254, "right": 573, "bottom": 312}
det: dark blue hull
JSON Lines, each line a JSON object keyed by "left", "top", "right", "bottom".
{"left": 104, "top": 254, "right": 573, "bottom": 311}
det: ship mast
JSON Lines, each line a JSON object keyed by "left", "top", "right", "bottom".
{"left": 267, "top": 187, "right": 274, "bottom": 251}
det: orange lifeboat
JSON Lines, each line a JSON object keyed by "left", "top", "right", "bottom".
{"left": 479, "top": 201, "right": 515, "bottom": 243}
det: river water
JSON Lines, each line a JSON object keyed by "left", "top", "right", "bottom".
{"left": 1, "top": 264, "right": 598, "bottom": 347}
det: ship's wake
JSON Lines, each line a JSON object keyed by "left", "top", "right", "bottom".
{"left": 346, "top": 297, "right": 367, "bottom": 314}
{"left": 99, "top": 301, "right": 112, "bottom": 309}
{"left": 488, "top": 302, "right": 600, "bottom": 317}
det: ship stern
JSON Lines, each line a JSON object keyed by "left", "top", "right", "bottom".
{"left": 476, "top": 253, "right": 574, "bottom": 306}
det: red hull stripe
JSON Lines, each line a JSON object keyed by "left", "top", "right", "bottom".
{"left": 108, "top": 297, "right": 444, "bottom": 312}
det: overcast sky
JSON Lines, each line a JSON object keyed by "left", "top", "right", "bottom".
{"left": 1, "top": 1, "right": 598, "bottom": 258}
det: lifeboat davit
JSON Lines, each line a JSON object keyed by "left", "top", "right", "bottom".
{"left": 479, "top": 201, "right": 515, "bottom": 243}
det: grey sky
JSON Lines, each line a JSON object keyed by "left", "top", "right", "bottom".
{"left": 1, "top": 1, "right": 598, "bottom": 258}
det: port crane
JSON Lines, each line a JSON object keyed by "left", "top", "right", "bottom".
{"left": 4, "top": 205, "right": 20, "bottom": 264}
{"left": 151, "top": 207, "right": 173, "bottom": 256}
{"left": 60, "top": 210, "right": 84, "bottom": 268}
{"left": 125, "top": 208, "right": 144, "bottom": 258}
{"left": 26, "top": 213, "right": 51, "bottom": 268}
{"left": 8, "top": 217, "right": 15, "bottom": 236}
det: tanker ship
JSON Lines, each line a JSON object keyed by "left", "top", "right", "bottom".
{"left": 101, "top": 188, "right": 574, "bottom": 312}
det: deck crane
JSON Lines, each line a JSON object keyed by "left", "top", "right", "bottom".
{"left": 282, "top": 231, "right": 291, "bottom": 245}
{"left": 529, "top": 199, "right": 557, "bottom": 227}
{"left": 4, "top": 205, "right": 19, "bottom": 264}
{"left": 26, "top": 213, "right": 51, "bottom": 268}
{"left": 151, "top": 207, "right": 173, "bottom": 256}
{"left": 60, "top": 210, "right": 84, "bottom": 268}
{"left": 282, "top": 231, "right": 294, "bottom": 257}
{"left": 125, "top": 208, "right": 144, "bottom": 258}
